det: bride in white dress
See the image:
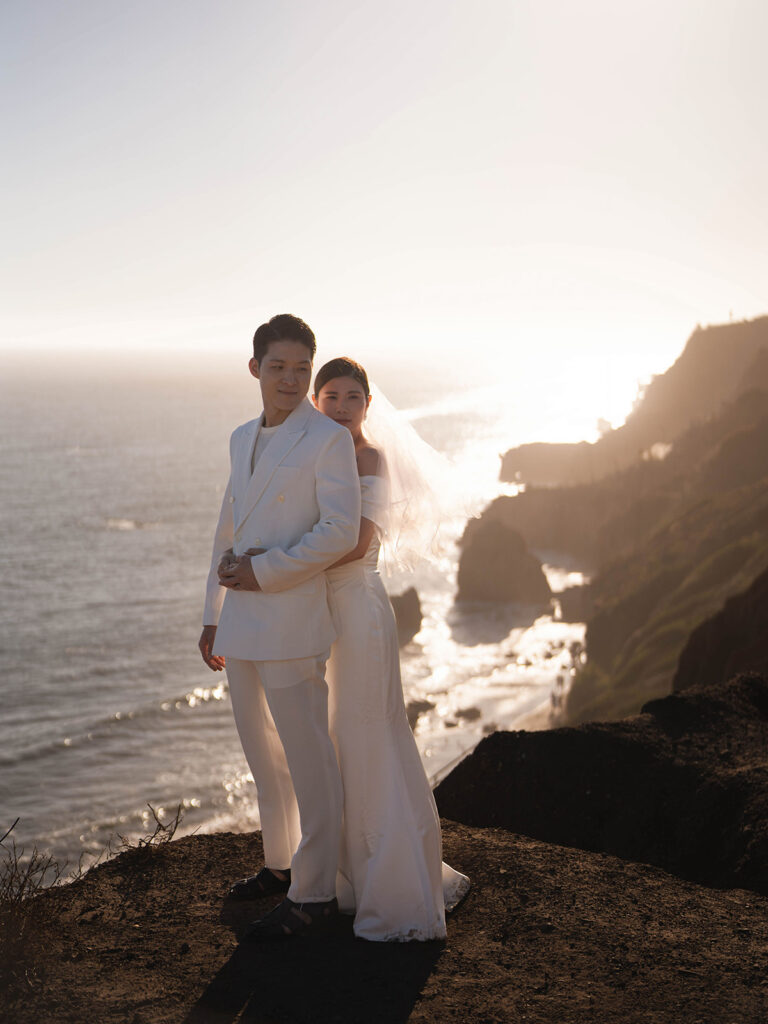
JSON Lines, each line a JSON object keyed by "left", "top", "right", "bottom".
{"left": 313, "top": 357, "right": 470, "bottom": 942}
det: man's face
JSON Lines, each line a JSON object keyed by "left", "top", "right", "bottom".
{"left": 249, "top": 340, "right": 313, "bottom": 418}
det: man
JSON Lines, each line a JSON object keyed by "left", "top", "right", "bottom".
{"left": 199, "top": 313, "right": 360, "bottom": 938}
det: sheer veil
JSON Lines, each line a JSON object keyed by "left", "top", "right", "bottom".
{"left": 363, "top": 383, "right": 467, "bottom": 574}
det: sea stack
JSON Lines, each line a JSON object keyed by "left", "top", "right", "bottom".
{"left": 457, "top": 519, "right": 552, "bottom": 605}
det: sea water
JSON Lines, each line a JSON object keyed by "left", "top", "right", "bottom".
{"left": 0, "top": 353, "right": 588, "bottom": 867}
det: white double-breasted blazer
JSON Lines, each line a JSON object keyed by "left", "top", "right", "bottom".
{"left": 203, "top": 398, "right": 361, "bottom": 661}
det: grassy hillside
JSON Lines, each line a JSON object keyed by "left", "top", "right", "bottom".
{"left": 566, "top": 479, "right": 768, "bottom": 722}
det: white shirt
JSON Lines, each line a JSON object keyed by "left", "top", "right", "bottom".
{"left": 251, "top": 421, "right": 281, "bottom": 475}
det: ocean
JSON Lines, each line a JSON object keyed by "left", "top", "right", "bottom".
{"left": 0, "top": 351, "right": 588, "bottom": 869}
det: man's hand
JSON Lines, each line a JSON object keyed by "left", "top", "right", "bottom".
{"left": 218, "top": 555, "right": 261, "bottom": 591}
{"left": 217, "top": 548, "right": 235, "bottom": 575}
{"left": 216, "top": 548, "right": 263, "bottom": 583}
{"left": 199, "top": 625, "right": 225, "bottom": 671}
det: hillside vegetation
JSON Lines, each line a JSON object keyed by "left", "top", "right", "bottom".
{"left": 468, "top": 316, "right": 768, "bottom": 722}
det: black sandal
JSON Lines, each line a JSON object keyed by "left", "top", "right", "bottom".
{"left": 226, "top": 867, "right": 291, "bottom": 901}
{"left": 242, "top": 897, "right": 339, "bottom": 940}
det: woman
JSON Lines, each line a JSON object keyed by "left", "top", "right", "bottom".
{"left": 313, "top": 357, "right": 470, "bottom": 942}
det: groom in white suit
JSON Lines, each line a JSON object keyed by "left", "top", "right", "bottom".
{"left": 199, "top": 313, "right": 360, "bottom": 938}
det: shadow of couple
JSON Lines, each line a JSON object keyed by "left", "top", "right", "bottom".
{"left": 184, "top": 902, "right": 444, "bottom": 1024}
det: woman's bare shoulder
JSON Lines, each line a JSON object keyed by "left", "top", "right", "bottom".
{"left": 356, "top": 443, "right": 385, "bottom": 477}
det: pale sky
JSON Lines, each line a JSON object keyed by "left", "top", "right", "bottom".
{"left": 2, "top": 0, "right": 767, "bottom": 418}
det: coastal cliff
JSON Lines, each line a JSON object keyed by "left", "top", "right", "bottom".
{"left": 5, "top": 675, "right": 768, "bottom": 1023}
{"left": 466, "top": 316, "right": 768, "bottom": 723}
{"left": 501, "top": 316, "right": 768, "bottom": 487}
{"left": 435, "top": 673, "right": 768, "bottom": 896}
{"left": 5, "top": 318, "right": 768, "bottom": 1022}
{"left": 673, "top": 565, "right": 768, "bottom": 692}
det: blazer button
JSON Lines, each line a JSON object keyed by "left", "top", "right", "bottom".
{"left": 228, "top": 496, "right": 234, "bottom": 503}
{"left": 254, "top": 538, "right": 261, "bottom": 544}
{"left": 278, "top": 494, "right": 285, "bottom": 502}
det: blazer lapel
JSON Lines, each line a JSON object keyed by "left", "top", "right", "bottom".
{"left": 233, "top": 417, "right": 261, "bottom": 514}
{"left": 234, "top": 399, "right": 312, "bottom": 534}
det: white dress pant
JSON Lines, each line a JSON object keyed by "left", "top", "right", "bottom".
{"left": 225, "top": 653, "right": 341, "bottom": 903}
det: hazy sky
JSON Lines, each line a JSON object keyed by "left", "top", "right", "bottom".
{"left": 2, "top": 0, "right": 767, "bottom": 416}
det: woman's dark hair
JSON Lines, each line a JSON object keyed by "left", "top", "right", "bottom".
{"left": 252, "top": 314, "right": 316, "bottom": 364}
{"left": 313, "top": 357, "right": 370, "bottom": 399}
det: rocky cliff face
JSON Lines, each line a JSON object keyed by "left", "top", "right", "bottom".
{"left": 501, "top": 317, "right": 768, "bottom": 487}
{"left": 485, "top": 386, "right": 768, "bottom": 569}
{"left": 674, "top": 568, "right": 768, "bottom": 692}
{"left": 467, "top": 323, "right": 768, "bottom": 723}
{"left": 436, "top": 673, "right": 768, "bottom": 896}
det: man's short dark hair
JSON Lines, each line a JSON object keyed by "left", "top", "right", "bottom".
{"left": 252, "top": 314, "right": 316, "bottom": 364}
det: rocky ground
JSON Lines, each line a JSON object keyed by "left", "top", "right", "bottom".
{"left": 3, "top": 822, "right": 768, "bottom": 1024}
{"left": 4, "top": 676, "right": 768, "bottom": 1023}
{"left": 435, "top": 673, "right": 768, "bottom": 896}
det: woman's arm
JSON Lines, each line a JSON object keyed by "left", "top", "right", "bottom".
{"left": 328, "top": 445, "right": 385, "bottom": 567}
{"left": 239, "top": 517, "right": 373, "bottom": 572}
{"left": 327, "top": 516, "right": 376, "bottom": 568}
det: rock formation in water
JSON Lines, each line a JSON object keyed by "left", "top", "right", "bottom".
{"left": 555, "top": 582, "right": 594, "bottom": 623}
{"left": 389, "top": 586, "right": 422, "bottom": 646}
{"left": 456, "top": 519, "right": 552, "bottom": 605}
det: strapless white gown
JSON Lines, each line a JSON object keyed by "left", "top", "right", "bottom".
{"left": 326, "top": 475, "right": 470, "bottom": 941}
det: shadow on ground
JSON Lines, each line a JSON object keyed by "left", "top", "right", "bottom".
{"left": 185, "top": 906, "right": 443, "bottom": 1024}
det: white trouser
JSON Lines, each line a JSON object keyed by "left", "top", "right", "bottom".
{"left": 225, "top": 653, "right": 342, "bottom": 903}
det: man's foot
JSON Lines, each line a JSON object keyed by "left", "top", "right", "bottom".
{"left": 226, "top": 867, "right": 291, "bottom": 901}
{"left": 242, "top": 897, "right": 339, "bottom": 940}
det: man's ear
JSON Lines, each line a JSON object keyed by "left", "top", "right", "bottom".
{"left": 248, "top": 357, "right": 260, "bottom": 380}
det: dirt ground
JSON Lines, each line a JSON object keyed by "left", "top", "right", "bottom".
{"left": 3, "top": 821, "right": 768, "bottom": 1024}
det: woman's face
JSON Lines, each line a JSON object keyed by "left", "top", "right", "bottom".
{"left": 314, "top": 376, "right": 370, "bottom": 436}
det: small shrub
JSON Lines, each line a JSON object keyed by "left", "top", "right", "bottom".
{"left": 0, "top": 819, "right": 64, "bottom": 1000}
{"left": 113, "top": 803, "right": 184, "bottom": 859}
